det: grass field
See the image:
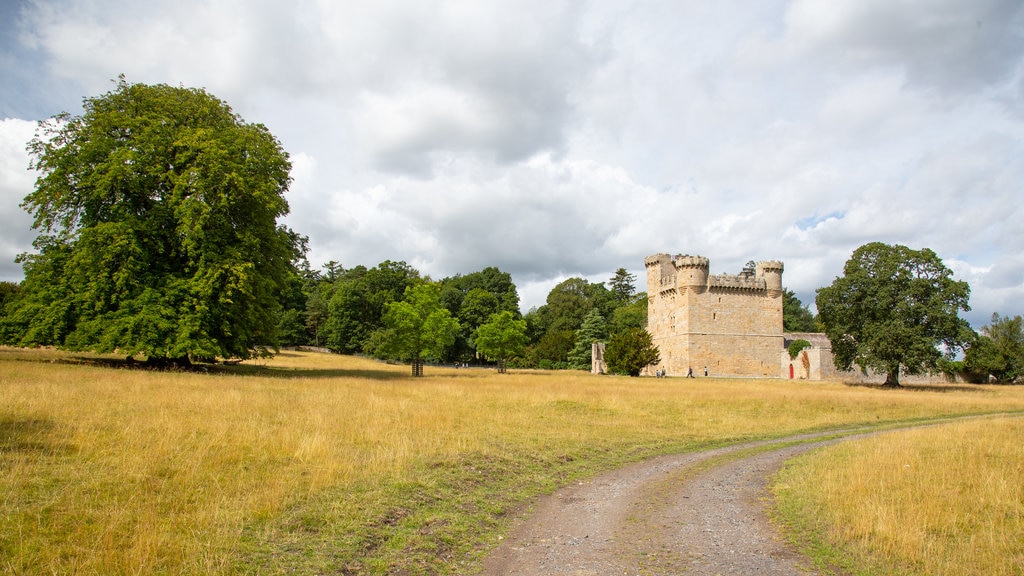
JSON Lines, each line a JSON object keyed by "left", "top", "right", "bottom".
{"left": 2, "top": 347, "right": 1023, "bottom": 574}
{"left": 772, "top": 416, "right": 1024, "bottom": 575}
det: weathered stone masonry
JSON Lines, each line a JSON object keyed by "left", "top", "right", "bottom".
{"left": 644, "top": 254, "right": 784, "bottom": 377}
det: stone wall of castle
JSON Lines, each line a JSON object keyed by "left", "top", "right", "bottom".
{"left": 645, "top": 254, "right": 784, "bottom": 377}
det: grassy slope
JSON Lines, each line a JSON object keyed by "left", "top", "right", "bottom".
{"left": 2, "top": 347, "right": 1023, "bottom": 574}
{"left": 772, "top": 416, "right": 1024, "bottom": 576}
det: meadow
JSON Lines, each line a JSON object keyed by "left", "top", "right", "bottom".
{"left": 773, "top": 416, "right": 1024, "bottom": 575}
{"left": 2, "top": 347, "right": 1023, "bottom": 574}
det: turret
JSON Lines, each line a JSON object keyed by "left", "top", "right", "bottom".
{"left": 645, "top": 253, "right": 674, "bottom": 295}
{"left": 757, "top": 260, "right": 784, "bottom": 298}
{"left": 674, "top": 255, "right": 709, "bottom": 294}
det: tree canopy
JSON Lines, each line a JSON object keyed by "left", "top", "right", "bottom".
{"left": 816, "top": 242, "right": 972, "bottom": 387}
{"left": 473, "top": 311, "right": 528, "bottom": 373}
{"left": 782, "top": 289, "right": 817, "bottom": 332}
{"left": 377, "top": 283, "right": 460, "bottom": 375}
{"left": 963, "top": 313, "right": 1024, "bottom": 383}
{"left": 604, "top": 328, "right": 660, "bottom": 376}
{"left": 1, "top": 78, "right": 301, "bottom": 362}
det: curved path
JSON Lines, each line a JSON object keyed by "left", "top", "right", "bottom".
{"left": 480, "top": 428, "right": 890, "bottom": 576}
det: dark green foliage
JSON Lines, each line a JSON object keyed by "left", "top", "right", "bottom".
{"left": 609, "top": 294, "right": 647, "bottom": 335}
{"left": 323, "top": 261, "right": 421, "bottom": 354}
{"left": 567, "top": 309, "right": 608, "bottom": 370}
{"left": 816, "top": 242, "right": 972, "bottom": 387}
{"left": 963, "top": 313, "right": 1024, "bottom": 383}
{"left": 375, "top": 283, "right": 460, "bottom": 375}
{"left": 534, "top": 329, "right": 574, "bottom": 366}
{"left": 474, "top": 311, "right": 528, "bottom": 373}
{"left": 783, "top": 289, "right": 817, "bottom": 332}
{"left": 605, "top": 328, "right": 660, "bottom": 376}
{"left": 609, "top": 268, "right": 637, "bottom": 303}
{"left": 1, "top": 79, "right": 300, "bottom": 360}
{"left": 439, "top": 267, "right": 520, "bottom": 363}
{"left": 0, "top": 281, "right": 20, "bottom": 317}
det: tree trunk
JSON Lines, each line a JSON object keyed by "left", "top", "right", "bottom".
{"left": 883, "top": 369, "right": 901, "bottom": 387}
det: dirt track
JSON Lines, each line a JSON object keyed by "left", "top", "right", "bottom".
{"left": 479, "top": 430, "right": 871, "bottom": 575}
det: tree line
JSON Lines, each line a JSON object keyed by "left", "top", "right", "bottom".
{"left": 0, "top": 79, "right": 1020, "bottom": 382}
{"left": 272, "top": 259, "right": 654, "bottom": 374}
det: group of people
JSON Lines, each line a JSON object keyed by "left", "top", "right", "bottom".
{"left": 654, "top": 366, "right": 709, "bottom": 378}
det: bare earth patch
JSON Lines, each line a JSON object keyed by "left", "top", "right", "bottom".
{"left": 481, "top": 431, "right": 872, "bottom": 576}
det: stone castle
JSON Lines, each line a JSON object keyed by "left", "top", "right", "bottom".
{"left": 644, "top": 253, "right": 785, "bottom": 377}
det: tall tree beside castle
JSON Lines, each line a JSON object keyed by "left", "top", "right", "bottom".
{"left": 605, "top": 328, "right": 660, "bottom": 376}
{"left": 816, "top": 242, "right": 972, "bottom": 387}
{"left": 782, "top": 289, "right": 817, "bottom": 332}
{"left": 1, "top": 79, "right": 301, "bottom": 363}
{"left": 567, "top": 309, "right": 609, "bottom": 370}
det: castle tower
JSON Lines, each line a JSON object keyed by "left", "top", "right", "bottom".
{"left": 645, "top": 253, "right": 785, "bottom": 377}
{"left": 756, "top": 261, "right": 784, "bottom": 298}
{"left": 673, "top": 255, "right": 709, "bottom": 294}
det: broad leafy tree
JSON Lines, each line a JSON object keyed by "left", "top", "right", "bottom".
{"left": 605, "top": 328, "right": 660, "bottom": 376}
{"left": 1, "top": 78, "right": 301, "bottom": 363}
{"left": 474, "top": 311, "right": 528, "bottom": 373}
{"left": 816, "top": 242, "right": 972, "bottom": 387}
{"left": 323, "top": 261, "right": 420, "bottom": 354}
{"left": 0, "top": 281, "right": 20, "bottom": 316}
{"left": 963, "top": 313, "right": 1024, "bottom": 383}
{"left": 439, "top": 267, "right": 520, "bottom": 363}
{"left": 609, "top": 293, "right": 647, "bottom": 335}
{"left": 376, "top": 283, "right": 460, "bottom": 376}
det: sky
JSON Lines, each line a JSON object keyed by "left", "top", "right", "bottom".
{"left": 1, "top": 0, "right": 1023, "bottom": 328}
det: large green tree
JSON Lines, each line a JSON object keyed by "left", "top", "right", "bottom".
{"left": 474, "top": 311, "right": 528, "bottom": 373}
{"left": 963, "top": 313, "right": 1024, "bottom": 383}
{"left": 323, "top": 261, "right": 421, "bottom": 354}
{"left": 816, "top": 242, "right": 972, "bottom": 387}
{"left": 1, "top": 79, "right": 301, "bottom": 363}
{"left": 376, "top": 283, "right": 460, "bottom": 376}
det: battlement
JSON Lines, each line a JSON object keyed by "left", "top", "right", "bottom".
{"left": 708, "top": 273, "right": 766, "bottom": 291}
{"left": 645, "top": 254, "right": 783, "bottom": 295}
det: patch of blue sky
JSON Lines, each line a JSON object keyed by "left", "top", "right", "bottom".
{"left": 796, "top": 211, "right": 845, "bottom": 231}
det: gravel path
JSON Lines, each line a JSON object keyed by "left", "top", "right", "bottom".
{"left": 480, "top": 431, "right": 865, "bottom": 576}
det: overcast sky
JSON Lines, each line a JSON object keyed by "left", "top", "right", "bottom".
{"left": 2, "top": 0, "right": 1023, "bottom": 327}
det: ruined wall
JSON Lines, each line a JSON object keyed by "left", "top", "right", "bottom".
{"left": 645, "top": 254, "right": 784, "bottom": 377}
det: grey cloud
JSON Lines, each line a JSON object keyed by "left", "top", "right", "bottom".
{"left": 785, "top": 0, "right": 1024, "bottom": 95}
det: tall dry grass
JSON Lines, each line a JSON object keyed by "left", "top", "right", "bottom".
{"left": 773, "top": 417, "right": 1024, "bottom": 575}
{"left": 2, "top": 347, "right": 1024, "bottom": 574}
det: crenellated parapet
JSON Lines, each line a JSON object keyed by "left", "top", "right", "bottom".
{"left": 645, "top": 254, "right": 783, "bottom": 296}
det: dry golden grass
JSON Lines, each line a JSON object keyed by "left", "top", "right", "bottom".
{"left": 2, "top": 347, "right": 1023, "bottom": 574}
{"left": 773, "top": 416, "right": 1024, "bottom": 575}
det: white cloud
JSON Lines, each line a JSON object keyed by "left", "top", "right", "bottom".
{"left": 2, "top": 0, "right": 1023, "bottom": 326}
{"left": 0, "top": 118, "right": 37, "bottom": 281}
